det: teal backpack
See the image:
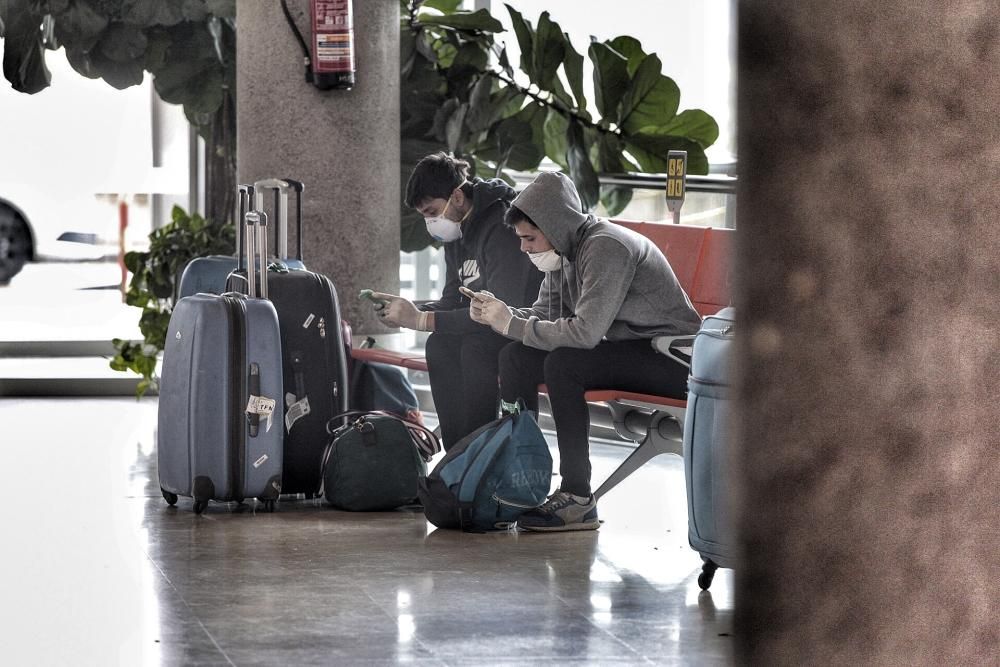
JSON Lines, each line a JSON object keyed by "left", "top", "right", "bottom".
{"left": 417, "top": 404, "right": 553, "bottom": 532}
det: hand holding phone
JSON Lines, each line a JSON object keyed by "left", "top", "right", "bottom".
{"left": 459, "top": 286, "right": 493, "bottom": 302}
{"left": 359, "top": 289, "right": 390, "bottom": 306}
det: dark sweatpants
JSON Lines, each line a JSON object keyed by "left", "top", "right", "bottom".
{"left": 498, "top": 339, "right": 690, "bottom": 497}
{"left": 425, "top": 329, "right": 510, "bottom": 450}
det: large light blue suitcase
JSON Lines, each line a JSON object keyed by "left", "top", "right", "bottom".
{"left": 158, "top": 212, "right": 284, "bottom": 513}
{"left": 682, "top": 306, "right": 736, "bottom": 589}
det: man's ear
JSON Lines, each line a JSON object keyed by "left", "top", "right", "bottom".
{"left": 452, "top": 186, "right": 468, "bottom": 208}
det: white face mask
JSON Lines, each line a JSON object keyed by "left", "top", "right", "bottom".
{"left": 424, "top": 193, "right": 464, "bottom": 243}
{"left": 528, "top": 249, "right": 562, "bottom": 272}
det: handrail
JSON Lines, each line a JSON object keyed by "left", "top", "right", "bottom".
{"left": 509, "top": 169, "right": 737, "bottom": 195}
{"left": 598, "top": 173, "right": 737, "bottom": 195}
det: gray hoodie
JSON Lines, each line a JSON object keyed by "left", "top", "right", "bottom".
{"left": 505, "top": 171, "right": 702, "bottom": 351}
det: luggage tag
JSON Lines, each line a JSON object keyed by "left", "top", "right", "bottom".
{"left": 285, "top": 392, "right": 311, "bottom": 433}
{"left": 246, "top": 394, "right": 277, "bottom": 432}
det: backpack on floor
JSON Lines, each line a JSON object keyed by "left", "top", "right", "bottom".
{"left": 417, "top": 404, "right": 552, "bottom": 532}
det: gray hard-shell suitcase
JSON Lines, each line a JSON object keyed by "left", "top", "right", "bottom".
{"left": 225, "top": 179, "right": 350, "bottom": 496}
{"left": 157, "top": 210, "right": 284, "bottom": 513}
{"left": 177, "top": 182, "right": 305, "bottom": 299}
{"left": 682, "top": 307, "right": 736, "bottom": 589}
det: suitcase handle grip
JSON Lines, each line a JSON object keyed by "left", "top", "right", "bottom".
{"left": 253, "top": 178, "right": 304, "bottom": 263}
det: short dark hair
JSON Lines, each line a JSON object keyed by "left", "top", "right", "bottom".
{"left": 404, "top": 152, "right": 470, "bottom": 209}
{"left": 504, "top": 204, "right": 536, "bottom": 229}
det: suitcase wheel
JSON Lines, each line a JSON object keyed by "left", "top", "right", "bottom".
{"left": 193, "top": 500, "right": 209, "bottom": 514}
{"left": 698, "top": 559, "right": 718, "bottom": 591}
{"left": 161, "top": 489, "right": 178, "bottom": 506}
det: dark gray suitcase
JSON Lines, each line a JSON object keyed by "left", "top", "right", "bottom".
{"left": 682, "top": 307, "right": 736, "bottom": 589}
{"left": 226, "top": 178, "right": 349, "bottom": 496}
{"left": 158, "top": 210, "right": 284, "bottom": 513}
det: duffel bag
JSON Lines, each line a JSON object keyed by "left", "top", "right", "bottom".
{"left": 321, "top": 411, "right": 439, "bottom": 511}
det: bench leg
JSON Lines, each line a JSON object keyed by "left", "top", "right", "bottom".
{"left": 594, "top": 411, "right": 684, "bottom": 500}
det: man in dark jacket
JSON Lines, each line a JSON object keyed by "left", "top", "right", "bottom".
{"left": 369, "top": 153, "right": 542, "bottom": 449}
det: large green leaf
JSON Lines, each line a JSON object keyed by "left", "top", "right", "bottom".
{"left": 444, "top": 103, "right": 468, "bottom": 152}
{"left": 645, "top": 109, "right": 719, "bottom": 149}
{"left": 531, "top": 12, "right": 564, "bottom": 92}
{"left": 420, "top": 0, "right": 462, "bottom": 12}
{"left": 588, "top": 41, "right": 628, "bottom": 121}
{"left": 624, "top": 133, "right": 709, "bottom": 175}
{"left": 561, "top": 32, "right": 586, "bottom": 115}
{"left": 600, "top": 186, "right": 632, "bottom": 217}
{"left": 99, "top": 23, "right": 148, "bottom": 62}
{"left": 542, "top": 108, "right": 569, "bottom": 171}
{"left": 492, "top": 116, "right": 542, "bottom": 172}
{"left": 608, "top": 35, "right": 645, "bottom": 77}
{"left": 505, "top": 4, "right": 533, "bottom": 77}
{"left": 565, "top": 120, "right": 600, "bottom": 211}
{"left": 418, "top": 9, "right": 502, "bottom": 33}
{"left": 52, "top": 0, "right": 109, "bottom": 52}
{"left": 465, "top": 74, "right": 494, "bottom": 132}
{"left": 122, "top": 0, "right": 189, "bottom": 27}
{"left": 620, "top": 54, "right": 680, "bottom": 134}
{"left": 1, "top": 1, "right": 52, "bottom": 93}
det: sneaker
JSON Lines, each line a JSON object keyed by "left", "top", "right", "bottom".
{"left": 517, "top": 491, "right": 599, "bottom": 532}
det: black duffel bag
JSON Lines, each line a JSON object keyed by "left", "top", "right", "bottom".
{"left": 321, "top": 411, "right": 440, "bottom": 511}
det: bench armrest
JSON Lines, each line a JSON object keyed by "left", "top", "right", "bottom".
{"left": 651, "top": 335, "right": 695, "bottom": 369}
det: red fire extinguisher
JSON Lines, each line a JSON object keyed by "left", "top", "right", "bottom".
{"left": 281, "top": 0, "right": 356, "bottom": 90}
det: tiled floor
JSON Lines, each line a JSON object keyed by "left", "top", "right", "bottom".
{"left": 0, "top": 397, "right": 733, "bottom": 666}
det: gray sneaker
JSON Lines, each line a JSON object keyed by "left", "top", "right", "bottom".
{"left": 518, "top": 491, "right": 599, "bottom": 532}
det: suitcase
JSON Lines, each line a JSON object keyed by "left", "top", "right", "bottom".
{"left": 177, "top": 182, "right": 306, "bottom": 299}
{"left": 682, "top": 306, "right": 736, "bottom": 589}
{"left": 158, "top": 208, "right": 284, "bottom": 513}
{"left": 226, "top": 179, "right": 350, "bottom": 496}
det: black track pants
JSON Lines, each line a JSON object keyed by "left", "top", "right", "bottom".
{"left": 425, "top": 329, "right": 511, "bottom": 450}
{"left": 498, "top": 339, "right": 689, "bottom": 497}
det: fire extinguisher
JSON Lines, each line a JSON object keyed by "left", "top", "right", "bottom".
{"left": 281, "top": 0, "right": 356, "bottom": 90}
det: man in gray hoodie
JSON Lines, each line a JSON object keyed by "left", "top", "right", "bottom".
{"left": 470, "top": 171, "right": 703, "bottom": 531}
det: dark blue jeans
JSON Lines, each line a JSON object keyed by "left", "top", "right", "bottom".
{"left": 498, "top": 339, "right": 689, "bottom": 497}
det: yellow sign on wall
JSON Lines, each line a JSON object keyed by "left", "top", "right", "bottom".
{"left": 665, "top": 151, "right": 687, "bottom": 219}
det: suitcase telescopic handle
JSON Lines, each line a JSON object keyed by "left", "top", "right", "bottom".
{"left": 253, "top": 178, "right": 304, "bottom": 263}
{"left": 244, "top": 210, "right": 270, "bottom": 300}
{"left": 237, "top": 184, "right": 255, "bottom": 271}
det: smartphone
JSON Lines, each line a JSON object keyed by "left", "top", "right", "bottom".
{"left": 359, "top": 289, "right": 389, "bottom": 306}
{"left": 459, "top": 286, "right": 489, "bottom": 301}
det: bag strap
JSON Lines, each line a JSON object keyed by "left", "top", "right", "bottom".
{"left": 326, "top": 410, "right": 441, "bottom": 462}
{"left": 279, "top": 0, "right": 313, "bottom": 84}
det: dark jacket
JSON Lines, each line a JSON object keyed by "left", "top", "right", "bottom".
{"left": 419, "top": 177, "right": 542, "bottom": 335}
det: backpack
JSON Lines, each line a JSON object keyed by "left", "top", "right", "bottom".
{"left": 417, "top": 404, "right": 552, "bottom": 532}
{"left": 349, "top": 358, "right": 424, "bottom": 426}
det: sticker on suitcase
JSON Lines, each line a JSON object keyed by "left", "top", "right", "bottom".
{"left": 246, "top": 394, "right": 277, "bottom": 432}
{"left": 284, "top": 393, "right": 311, "bottom": 433}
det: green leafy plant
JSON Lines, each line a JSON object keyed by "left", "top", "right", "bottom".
{"left": 400, "top": 0, "right": 719, "bottom": 250}
{"left": 111, "top": 206, "right": 234, "bottom": 397}
{"left": 0, "top": 0, "right": 237, "bottom": 226}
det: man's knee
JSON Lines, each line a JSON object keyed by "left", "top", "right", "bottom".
{"left": 498, "top": 341, "right": 530, "bottom": 379}
{"left": 542, "top": 347, "right": 587, "bottom": 389}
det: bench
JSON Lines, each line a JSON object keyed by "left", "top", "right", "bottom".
{"left": 352, "top": 220, "right": 734, "bottom": 498}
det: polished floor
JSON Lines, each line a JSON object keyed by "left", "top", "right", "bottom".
{"left": 0, "top": 397, "right": 733, "bottom": 666}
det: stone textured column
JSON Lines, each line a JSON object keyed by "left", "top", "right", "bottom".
{"left": 735, "top": 2, "right": 1000, "bottom": 664}
{"left": 237, "top": 0, "right": 399, "bottom": 332}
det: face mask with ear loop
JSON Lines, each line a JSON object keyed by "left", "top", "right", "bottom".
{"left": 424, "top": 186, "right": 472, "bottom": 242}
{"left": 528, "top": 249, "right": 562, "bottom": 272}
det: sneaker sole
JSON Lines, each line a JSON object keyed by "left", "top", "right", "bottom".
{"left": 518, "top": 520, "right": 600, "bottom": 532}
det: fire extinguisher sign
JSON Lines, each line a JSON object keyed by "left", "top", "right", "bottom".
{"left": 312, "top": 0, "right": 355, "bottom": 73}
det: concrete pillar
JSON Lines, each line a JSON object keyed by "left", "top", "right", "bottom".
{"left": 735, "top": 2, "right": 1000, "bottom": 664}
{"left": 237, "top": 0, "right": 399, "bottom": 332}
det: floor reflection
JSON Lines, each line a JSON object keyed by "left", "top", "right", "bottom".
{"left": 0, "top": 397, "right": 734, "bottom": 665}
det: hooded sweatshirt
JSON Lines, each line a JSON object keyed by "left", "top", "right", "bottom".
{"left": 419, "top": 177, "right": 542, "bottom": 335}
{"left": 505, "top": 171, "right": 702, "bottom": 351}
